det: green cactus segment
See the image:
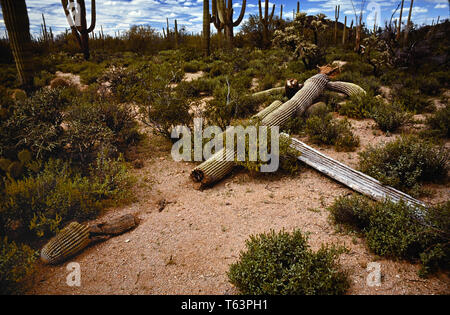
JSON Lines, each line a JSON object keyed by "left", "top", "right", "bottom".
{"left": 262, "top": 74, "right": 329, "bottom": 127}
{"left": 203, "top": 0, "right": 211, "bottom": 56}
{"left": 192, "top": 74, "right": 330, "bottom": 188}
{"left": 326, "top": 81, "right": 366, "bottom": 96}
{"left": 0, "top": 0, "right": 33, "bottom": 87}
{"left": 40, "top": 222, "right": 91, "bottom": 264}
{"left": 252, "top": 100, "right": 283, "bottom": 121}
{"left": 258, "top": 0, "right": 275, "bottom": 45}
{"left": 215, "top": 0, "right": 246, "bottom": 42}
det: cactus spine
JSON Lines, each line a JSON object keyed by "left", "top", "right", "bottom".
{"left": 40, "top": 222, "right": 91, "bottom": 264}
{"left": 258, "top": 0, "right": 275, "bottom": 47}
{"left": 203, "top": 0, "right": 211, "bottom": 56}
{"left": 396, "top": 0, "right": 404, "bottom": 41}
{"left": 215, "top": 0, "right": 247, "bottom": 45}
{"left": 61, "top": 0, "right": 96, "bottom": 60}
{"left": 404, "top": 0, "right": 414, "bottom": 43}
{"left": 334, "top": 5, "right": 340, "bottom": 44}
{"left": 0, "top": 0, "right": 33, "bottom": 88}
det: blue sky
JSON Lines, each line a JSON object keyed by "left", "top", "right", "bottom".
{"left": 0, "top": 0, "right": 449, "bottom": 38}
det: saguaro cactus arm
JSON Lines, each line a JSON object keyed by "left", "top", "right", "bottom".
{"left": 233, "top": 0, "right": 247, "bottom": 26}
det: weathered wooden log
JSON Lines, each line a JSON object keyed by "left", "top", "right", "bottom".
{"left": 288, "top": 135, "right": 426, "bottom": 219}
{"left": 41, "top": 214, "right": 138, "bottom": 264}
{"left": 191, "top": 74, "right": 330, "bottom": 188}
{"left": 326, "top": 81, "right": 366, "bottom": 96}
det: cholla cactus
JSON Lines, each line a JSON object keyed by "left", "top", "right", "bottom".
{"left": 310, "top": 13, "right": 327, "bottom": 45}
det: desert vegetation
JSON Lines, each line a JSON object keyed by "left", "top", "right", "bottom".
{"left": 0, "top": 0, "right": 449, "bottom": 295}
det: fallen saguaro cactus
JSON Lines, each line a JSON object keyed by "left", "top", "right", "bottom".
{"left": 252, "top": 100, "right": 283, "bottom": 120}
{"left": 40, "top": 214, "right": 138, "bottom": 264}
{"left": 191, "top": 74, "right": 330, "bottom": 188}
{"left": 326, "top": 81, "right": 366, "bottom": 96}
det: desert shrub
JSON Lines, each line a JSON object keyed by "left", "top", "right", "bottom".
{"left": 328, "top": 195, "right": 450, "bottom": 277}
{"left": 392, "top": 85, "right": 432, "bottom": 113}
{"left": 371, "top": 102, "right": 412, "bottom": 132}
{"left": 305, "top": 111, "right": 359, "bottom": 151}
{"left": 235, "top": 132, "right": 300, "bottom": 176}
{"left": 177, "top": 77, "right": 219, "bottom": 97}
{"left": 228, "top": 229, "right": 349, "bottom": 295}
{"left": 338, "top": 92, "right": 382, "bottom": 119}
{"left": 209, "top": 60, "right": 228, "bottom": 77}
{"left": 336, "top": 71, "right": 381, "bottom": 94}
{"left": 0, "top": 237, "right": 37, "bottom": 294}
{"left": 358, "top": 136, "right": 448, "bottom": 192}
{"left": 425, "top": 105, "right": 450, "bottom": 138}
{"left": 183, "top": 60, "right": 202, "bottom": 73}
{"left": 33, "top": 70, "right": 55, "bottom": 88}
{"left": 1, "top": 156, "right": 132, "bottom": 239}
{"left": 1, "top": 88, "right": 69, "bottom": 160}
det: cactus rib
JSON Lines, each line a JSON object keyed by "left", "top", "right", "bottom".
{"left": 326, "top": 81, "right": 366, "bottom": 96}
{"left": 40, "top": 222, "right": 90, "bottom": 264}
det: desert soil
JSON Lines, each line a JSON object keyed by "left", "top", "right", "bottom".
{"left": 28, "top": 74, "right": 449, "bottom": 295}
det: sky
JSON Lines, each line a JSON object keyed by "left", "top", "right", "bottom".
{"left": 0, "top": 0, "right": 449, "bottom": 38}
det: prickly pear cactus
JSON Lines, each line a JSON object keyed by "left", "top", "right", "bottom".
{"left": 40, "top": 222, "right": 91, "bottom": 264}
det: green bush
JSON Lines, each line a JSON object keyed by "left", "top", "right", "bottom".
{"left": 425, "top": 105, "right": 450, "bottom": 138}
{"left": 328, "top": 195, "right": 450, "bottom": 277}
{"left": 1, "top": 156, "right": 132, "bottom": 239}
{"left": 0, "top": 237, "right": 37, "bottom": 294}
{"left": 393, "top": 86, "right": 432, "bottom": 113}
{"left": 305, "top": 111, "right": 359, "bottom": 151}
{"left": 1, "top": 88, "right": 69, "bottom": 160}
{"left": 228, "top": 229, "right": 349, "bottom": 295}
{"left": 338, "top": 92, "right": 382, "bottom": 119}
{"left": 371, "top": 102, "right": 412, "bottom": 132}
{"left": 358, "top": 135, "right": 448, "bottom": 192}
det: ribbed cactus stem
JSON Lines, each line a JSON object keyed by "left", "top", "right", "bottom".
{"left": 342, "top": 16, "right": 347, "bottom": 45}
{"left": 326, "top": 81, "right": 366, "bottom": 96}
{"left": 404, "top": 0, "right": 414, "bottom": 43}
{"left": 174, "top": 19, "right": 179, "bottom": 49}
{"left": 280, "top": 4, "right": 283, "bottom": 20}
{"left": 203, "top": 0, "right": 211, "bottom": 56}
{"left": 0, "top": 0, "right": 33, "bottom": 88}
{"left": 258, "top": 0, "right": 275, "bottom": 46}
{"left": 215, "top": 0, "right": 246, "bottom": 44}
{"left": 262, "top": 74, "right": 329, "bottom": 127}
{"left": 61, "top": 0, "right": 96, "bottom": 60}
{"left": 252, "top": 100, "right": 283, "bottom": 121}
{"left": 40, "top": 222, "right": 91, "bottom": 265}
{"left": 191, "top": 74, "right": 330, "bottom": 188}
{"left": 396, "top": 0, "right": 404, "bottom": 41}
{"left": 334, "top": 5, "right": 340, "bottom": 44}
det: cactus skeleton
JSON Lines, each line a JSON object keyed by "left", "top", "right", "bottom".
{"left": 0, "top": 0, "right": 34, "bottom": 87}
{"left": 61, "top": 0, "right": 96, "bottom": 60}
{"left": 396, "top": 0, "right": 405, "bottom": 41}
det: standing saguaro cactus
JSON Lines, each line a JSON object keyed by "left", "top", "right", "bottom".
{"left": 215, "top": 0, "right": 247, "bottom": 45}
{"left": 396, "top": 0, "right": 404, "bottom": 41}
{"left": 203, "top": 0, "right": 211, "bottom": 56}
{"left": 404, "top": 0, "right": 414, "bottom": 43}
{"left": 342, "top": 16, "right": 347, "bottom": 45}
{"left": 334, "top": 5, "right": 340, "bottom": 44}
{"left": 258, "top": 0, "right": 275, "bottom": 47}
{"left": 61, "top": 0, "right": 96, "bottom": 60}
{"left": 0, "top": 0, "right": 34, "bottom": 88}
